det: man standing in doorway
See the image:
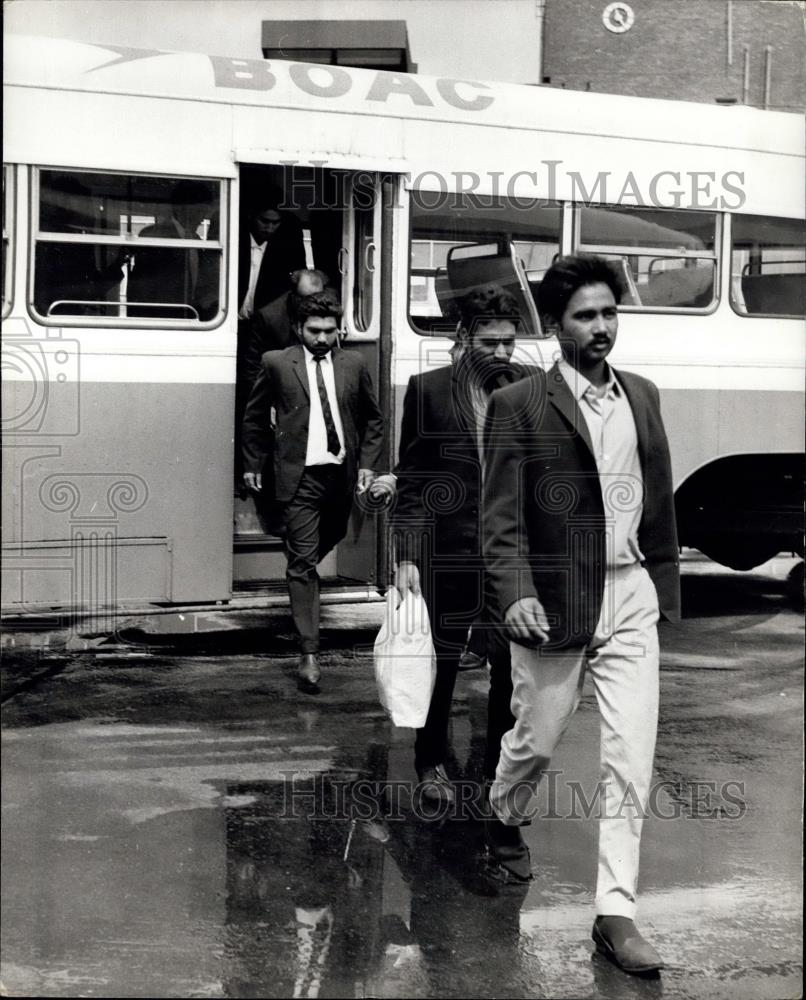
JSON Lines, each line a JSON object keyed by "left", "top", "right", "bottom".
{"left": 242, "top": 289, "right": 384, "bottom": 694}
{"left": 482, "top": 256, "right": 679, "bottom": 974}
{"left": 238, "top": 190, "right": 307, "bottom": 323}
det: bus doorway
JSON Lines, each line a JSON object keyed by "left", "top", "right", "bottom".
{"left": 232, "top": 164, "right": 385, "bottom": 594}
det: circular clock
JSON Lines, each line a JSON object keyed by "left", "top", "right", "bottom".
{"left": 603, "top": 2, "right": 635, "bottom": 33}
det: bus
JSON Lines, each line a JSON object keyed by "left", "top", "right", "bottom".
{"left": 2, "top": 34, "right": 804, "bottom": 617}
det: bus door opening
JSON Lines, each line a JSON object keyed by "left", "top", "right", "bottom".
{"left": 232, "top": 165, "right": 383, "bottom": 591}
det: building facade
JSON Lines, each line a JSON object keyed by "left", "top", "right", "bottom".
{"left": 541, "top": 0, "right": 806, "bottom": 111}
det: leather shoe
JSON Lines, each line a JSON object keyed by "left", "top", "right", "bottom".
{"left": 483, "top": 817, "right": 532, "bottom": 883}
{"left": 417, "top": 764, "right": 455, "bottom": 805}
{"left": 457, "top": 649, "right": 486, "bottom": 671}
{"left": 297, "top": 654, "right": 321, "bottom": 695}
{"left": 592, "top": 916, "right": 664, "bottom": 975}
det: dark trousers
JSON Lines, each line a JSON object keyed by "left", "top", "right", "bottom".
{"left": 415, "top": 564, "right": 514, "bottom": 779}
{"left": 282, "top": 465, "right": 351, "bottom": 654}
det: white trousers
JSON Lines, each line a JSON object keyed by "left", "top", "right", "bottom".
{"left": 489, "top": 564, "right": 660, "bottom": 918}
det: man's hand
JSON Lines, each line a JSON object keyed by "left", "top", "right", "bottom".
{"left": 504, "top": 597, "right": 551, "bottom": 647}
{"left": 356, "top": 468, "right": 375, "bottom": 494}
{"left": 394, "top": 561, "right": 421, "bottom": 597}
{"left": 368, "top": 473, "right": 397, "bottom": 505}
{"left": 243, "top": 471, "right": 262, "bottom": 493}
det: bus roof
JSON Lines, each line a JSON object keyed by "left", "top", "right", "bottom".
{"left": 5, "top": 33, "right": 803, "bottom": 157}
{"left": 4, "top": 34, "right": 803, "bottom": 218}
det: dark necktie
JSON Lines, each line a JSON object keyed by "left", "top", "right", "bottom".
{"left": 314, "top": 357, "right": 341, "bottom": 456}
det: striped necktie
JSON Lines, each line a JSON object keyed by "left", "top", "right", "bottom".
{"left": 314, "top": 357, "right": 341, "bottom": 456}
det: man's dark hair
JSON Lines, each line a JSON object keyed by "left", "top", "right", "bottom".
{"left": 249, "top": 184, "right": 284, "bottom": 216}
{"left": 458, "top": 284, "right": 522, "bottom": 336}
{"left": 538, "top": 254, "right": 624, "bottom": 323}
{"left": 290, "top": 287, "right": 343, "bottom": 326}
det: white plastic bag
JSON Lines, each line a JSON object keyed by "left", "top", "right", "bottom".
{"left": 374, "top": 588, "right": 436, "bottom": 728}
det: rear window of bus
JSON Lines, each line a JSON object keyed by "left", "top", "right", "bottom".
{"left": 730, "top": 215, "right": 805, "bottom": 318}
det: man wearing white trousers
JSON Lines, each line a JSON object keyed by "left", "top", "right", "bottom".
{"left": 482, "top": 255, "right": 680, "bottom": 975}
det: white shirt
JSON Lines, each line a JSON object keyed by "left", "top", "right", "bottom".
{"left": 238, "top": 234, "right": 267, "bottom": 319}
{"left": 304, "top": 347, "right": 346, "bottom": 466}
{"left": 558, "top": 359, "right": 644, "bottom": 569}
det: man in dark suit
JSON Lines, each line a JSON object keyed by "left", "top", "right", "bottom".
{"left": 244, "top": 269, "right": 329, "bottom": 386}
{"left": 235, "top": 191, "right": 307, "bottom": 483}
{"left": 242, "top": 289, "right": 384, "bottom": 694}
{"left": 238, "top": 192, "right": 307, "bottom": 323}
{"left": 391, "top": 287, "right": 537, "bottom": 805}
{"left": 482, "top": 256, "right": 680, "bottom": 975}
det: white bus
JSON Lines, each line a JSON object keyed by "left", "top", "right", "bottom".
{"left": 2, "top": 34, "right": 803, "bottom": 615}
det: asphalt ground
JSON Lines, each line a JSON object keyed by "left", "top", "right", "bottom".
{"left": 1, "top": 553, "right": 803, "bottom": 998}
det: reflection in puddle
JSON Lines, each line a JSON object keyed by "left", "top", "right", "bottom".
{"left": 219, "top": 756, "right": 540, "bottom": 998}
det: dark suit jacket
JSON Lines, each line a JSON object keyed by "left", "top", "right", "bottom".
{"left": 242, "top": 345, "right": 385, "bottom": 504}
{"left": 238, "top": 215, "right": 306, "bottom": 315}
{"left": 392, "top": 361, "right": 537, "bottom": 565}
{"left": 483, "top": 363, "right": 680, "bottom": 648}
{"left": 244, "top": 292, "right": 296, "bottom": 385}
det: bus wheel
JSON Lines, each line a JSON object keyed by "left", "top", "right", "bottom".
{"left": 787, "top": 561, "right": 804, "bottom": 611}
{"left": 695, "top": 537, "right": 779, "bottom": 571}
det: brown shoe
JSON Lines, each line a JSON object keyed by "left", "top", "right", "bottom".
{"left": 592, "top": 916, "right": 664, "bottom": 975}
{"left": 297, "top": 654, "right": 321, "bottom": 695}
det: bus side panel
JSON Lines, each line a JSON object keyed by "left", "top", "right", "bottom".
{"left": 1, "top": 381, "right": 234, "bottom": 608}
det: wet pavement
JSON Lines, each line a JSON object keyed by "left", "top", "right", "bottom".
{"left": 1, "top": 555, "right": 803, "bottom": 998}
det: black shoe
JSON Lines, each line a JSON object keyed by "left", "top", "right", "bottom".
{"left": 483, "top": 817, "right": 532, "bottom": 884}
{"left": 457, "top": 649, "right": 487, "bottom": 671}
{"left": 592, "top": 916, "right": 664, "bottom": 975}
{"left": 417, "top": 763, "right": 455, "bottom": 805}
{"left": 297, "top": 653, "right": 321, "bottom": 695}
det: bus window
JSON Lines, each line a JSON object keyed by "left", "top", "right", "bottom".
{"left": 2, "top": 165, "right": 12, "bottom": 317}
{"left": 577, "top": 205, "right": 718, "bottom": 310}
{"left": 351, "top": 176, "right": 377, "bottom": 333}
{"left": 730, "top": 215, "right": 806, "bottom": 318}
{"left": 32, "top": 169, "right": 225, "bottom": 324}
{"left": 409, "top": 192, "right": 561, "bottom": 334}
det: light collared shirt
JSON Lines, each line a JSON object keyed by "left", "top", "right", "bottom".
{"left": 304, "top": 347, "right": 346, "bottom": 466}
{"left": 467, "top": 377, "right": 491, "bottom": 469}
{"left": 557, "top": 359, "right": 644, "bottom": 569}
{"left": 238, "top": 234, "right": 267, "bottom": 319}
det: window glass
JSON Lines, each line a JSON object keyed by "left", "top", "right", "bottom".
{"left": 409, "top": 192, "right": 561, "bottom": 334}
{"left": 352, "top": 177, "right": 376, "bottom": 333}
{"left": 2, "top": 165, "right": 12, "bottom": 317}
{"left": 578, "top": 205, "right": 717, "bottom": 309}
{"left": 730, "top": 214, "right": 805, "bottom": 318}
{"left": 33, "top": 169, "right": 223, "bottom": 322}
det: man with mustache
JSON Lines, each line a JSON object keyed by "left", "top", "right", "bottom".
{"left": 482, "top": 256, "right": 680, "bottom": 975}
{"left": 392, "top": 286, "right": 537, "bottom": 806}
{"left": 242, "top": 288, "right": 383, "bottom": 694}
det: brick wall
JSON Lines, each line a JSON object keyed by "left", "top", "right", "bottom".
{"left": 542, "top": 0, "right": 805, "bottom": 111}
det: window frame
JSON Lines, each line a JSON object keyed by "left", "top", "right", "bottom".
{"left": 341, "top": 173, "right": 381, "bottom": 343}
{"left": 2, "top": 164, "right": 15, "bottom": 319}
{"left": 728, "top": 212, "right": 806, "bottom": 321}
{"left": 28, "top": 166, "right": 228, "bottom": 329}
{"left": 406, "top": 192, "right": 564, "bottom": 337}
{"left": 573, "top": 204, "right": 722, "bottom": 316}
